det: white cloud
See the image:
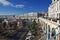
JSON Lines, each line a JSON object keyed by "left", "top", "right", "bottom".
{"left": 0, "top": 0, "right": 24, "bottom": 8}
{"left": 0, "top": 0, "right": 12, "bottom": 6}
{"left": 15, "top": 5, "right": 24, "bottom": 8}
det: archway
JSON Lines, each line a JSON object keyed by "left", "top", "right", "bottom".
{"left": 51, "top": 28, "right": 56, "bottom": 39}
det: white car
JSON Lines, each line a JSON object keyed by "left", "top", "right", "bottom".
{"left": 25, "top": 35, "right": 31, "bottom": 40}
{"left": 25, "top": 32, "right": 32, "bottom": 40}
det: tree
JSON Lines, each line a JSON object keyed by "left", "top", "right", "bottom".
{"left": 28, "top": 19, "right": 37, "bottom": 36}
{"left": 13, "top": 22, "right": 18, "bottom": 30}
{"left": 3, "top": 22, "right": 6, "bottom": 28}
{"left": 22, "top": 19, "right": 27, "bottom": 26}
{"left": 28, "top": 24, "right": 33, "bottom": 31}
{"left": 51, "top": 28, "right": 56, "bottom": 36}
{"left": 51, "top": 28, "right": 56, "bottom": 39}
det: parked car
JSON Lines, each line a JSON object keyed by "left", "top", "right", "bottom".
{"left": 25, "top": 32, "right": 32, "bottom": 40}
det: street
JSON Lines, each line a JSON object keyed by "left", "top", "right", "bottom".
{"left": 6, "top": 26, "right": 28, "bottom": 40}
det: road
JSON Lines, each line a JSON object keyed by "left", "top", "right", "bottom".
{"left": 6, "top": 26, "right": 28, "bottom": 40}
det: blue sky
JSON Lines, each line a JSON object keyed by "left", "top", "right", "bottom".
{"left": 0, "top": 0, "right": 51, "bottom": 15}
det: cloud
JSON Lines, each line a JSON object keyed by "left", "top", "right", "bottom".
{"left": 0, "top": 0, "right": 24, "bottom": 8}
{"left": 14, "top": 5, "right": 24, "bottom": 8}
{"left": 0, "top": 0, "right": 12, "bottom": 6}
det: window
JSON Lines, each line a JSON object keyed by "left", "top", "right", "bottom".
{"left": 57, "top": 14, "right": 58, "bottom": 17}
{"left": 57, "top": 0, "right": 59, "bottom": 1}
{"left": 46, "top": 24, "right": 47, "bottom": 34}
{"left": 48, "top": 25, "right": 50, "bottom": 32}
{"left": 54, "top": 0, "right": 55, "bottom": 1}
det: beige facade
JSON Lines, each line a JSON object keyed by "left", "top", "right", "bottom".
{"left": 39, "top": 0, "right": 60, "bottom": 40}
{"left": 48, "top": 0, "right": 60, "bottom": 19}
{"left": 38, "top": 17, "right": 60, "bottom": 40}
{"left": 15, "top": 12, "right": 37, "bottom": 19}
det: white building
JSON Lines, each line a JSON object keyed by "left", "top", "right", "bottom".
{"left": 38, "top": 0, "right": 60, "bottom": 40}
{"left": 48, "top": 0, "right": 60, "bottom": 19}
{"left": 15, "top": 12, "right": 37, "bottom": 20}
{"left": 40, "top": 0, "right": 60, "bottom": 40}
{"left": 38, "top": 17, "right": 60, "bottom": 40}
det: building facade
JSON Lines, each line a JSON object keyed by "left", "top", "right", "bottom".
{"left": 40, "top": 0, "right": 60, "bottom": 40}
{"left": 48, "top": 0, "right": 60, "bottom": 19}
{"left": 38, "top": 17, "right": 60, "bottom": 40}
{"left": 39, "top": 0, "right": 60, "bottom": 40}
{"left": 15, "top": 12, "right": 37, "bottom": 20}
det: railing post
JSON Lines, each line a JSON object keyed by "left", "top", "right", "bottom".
{"left": 57, "top": 20, "right": 59, "bottom": 24}
{"left": 51, "top": 19, "right": 52, "bottom": 21}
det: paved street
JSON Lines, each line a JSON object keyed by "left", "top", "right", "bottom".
{"left": 6, "top": 26, "right": 28, "bottom": 40}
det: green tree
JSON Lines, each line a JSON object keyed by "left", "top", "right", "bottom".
{"left": 52, "top": 28, "right": 56, "bottom": 36}
{"left": 3, "top": 22, "right": 6, "bottom": 28}
{"left": 13, "top": 22, "right": 17, "bottom": 30}
{"left": 28, "top": 19, "right": 37, "bottom": 36}
{"left": 22, "top": 19, "right": 26, "bottom": 26}
{"left": 28, "top": 24, "right": 33, "bottom": 31}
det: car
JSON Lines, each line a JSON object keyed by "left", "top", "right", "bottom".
{"left": 25, "top": 32, "right": 32, "bottom": 40}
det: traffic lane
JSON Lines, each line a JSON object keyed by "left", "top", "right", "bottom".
{"left": 7, "top": 30, "right": 28, "bottom": 40}
{"left": 7, "top": 32, "right": 25, "bottom": 40}
{"left": 7, "top": 27, "right": 28, "bottom": 40}
{"left": 7, "top": 26, "right": 27, "bottom": 37}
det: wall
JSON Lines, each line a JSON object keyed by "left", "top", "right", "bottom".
{"left": 38, "top": 17, "right": 59, "bottom": 40}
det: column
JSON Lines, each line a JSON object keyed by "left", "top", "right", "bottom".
{"left": 57, "top": 20, "right": 59, "bottom": 24}
{"left": 47, "top": 25, "right": 50, "bottom": 40}
{"left": 47, "top": 24, "right": 48, "bottom": 40}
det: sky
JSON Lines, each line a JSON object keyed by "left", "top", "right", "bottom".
{"left": 0, "top": 0, "right": 51, "bottom": 15}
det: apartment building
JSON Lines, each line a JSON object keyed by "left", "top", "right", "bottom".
{"left": 38, "top": 0, "right": 60, "bottom": 40}
{"left": 39, "top": 0, "right": 60, "bottom": 40}
{"left": 48, "top": 0, "right": 60, "bottom": 23}
{"left": 15, "top": 12, "right": 37, "bottom": 20}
